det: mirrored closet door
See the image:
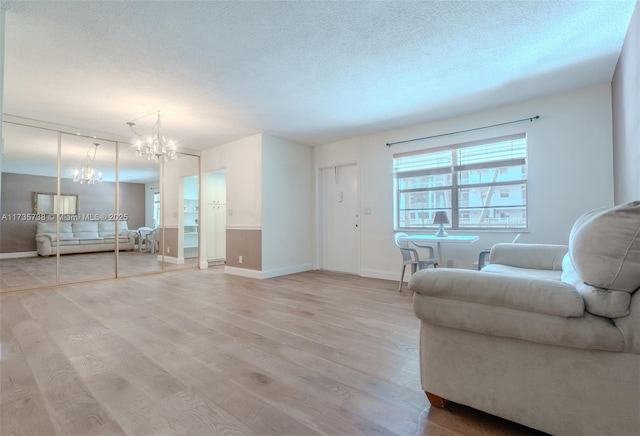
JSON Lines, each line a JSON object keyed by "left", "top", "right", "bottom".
{"left": 160, "top": 153, "right": 200, "bottom": 271}
{"left": 58, "top": 133, "right": 117, "bottom": 284}
{"left": 0, "top": 122, "right": 59, "bottom": 290}
{"left": 0, "top": 118, "right": 178, "bottom": 292}
{"left": 117, "top": 143, "right": 163, "bottom": 277}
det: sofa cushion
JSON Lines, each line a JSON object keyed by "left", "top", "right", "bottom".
{"left": 102, "top": 236, "right": 132, "bottom": 244}
{"left": 482, "top": 264, "right": 562, "bottom": 281}
{"left": 72, "top": 221, "right": 100, "bottom": 239}
{"left": 79, "top": 238, "right": 104, "bottom": 245}
{"left": 562, "top": 254, "right": 632, "bottom": 318}
{"left": 569, "top": 201, "right": 640, "bottom": 293}
{"left": 57, "top": 239, "right": 80, "bottom": 246}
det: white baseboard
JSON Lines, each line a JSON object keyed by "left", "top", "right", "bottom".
{"left": 0, "top": 251, "right": 38, "bottom": 259}
{"left": 360, "top": 266, "right": 473, "bottom": 283}
{"left": 224, "top": 266, "right": 263, "bottom": 279}
{"left": 224, "top": 264, "right": 315, "bottom": 280}
{"left": 199, "top": 260, "right": 226, "bottom": 269}
{"left": 161, "top": 255, "right": 184, "bottom": 265}
{"left": 359, "top": 268, "right": 399, "bottom": 282}
{"left": 260, "top": 263, "right": 315, "bottom": 279}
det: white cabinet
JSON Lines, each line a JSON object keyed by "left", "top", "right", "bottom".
{"left": 207, "top": 201, "right": 226, "bottom": 262}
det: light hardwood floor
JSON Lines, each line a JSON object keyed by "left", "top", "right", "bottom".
{"left": 0, "top": 250, "right": 197, "bottom": 291}
{"left": 0, "top": 267, "right": 544, "bottom": 435}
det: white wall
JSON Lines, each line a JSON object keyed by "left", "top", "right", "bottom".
{"left": 200, "top": 133, "right": 314, "bottom": 277}
{"left": 612, "top": 2, "right": 640, "bottom": 204}
{"left": 201, "top": 133, "right": 262, "bottom": 228}
{"left": 315, "top": 84, "right": 615, "bottom": 280}
{"left": 262, "top": 134, "right": 314, "bottom": 275}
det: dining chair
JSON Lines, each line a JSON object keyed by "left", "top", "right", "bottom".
{"left": 394, "top": 232, "right": 438, "bottom": 292}
{"left": 137, "top": 226, "right": 153, "bottom": 252}
{"left": 146, "top": 229, "right": 159, "bottom": 254}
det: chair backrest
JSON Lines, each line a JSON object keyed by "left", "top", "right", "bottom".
{"left": 394, "top": 232, "right": 408, "bottom": 248}
{"left": 394, "top": 232, "right": 417, "bottom": 262}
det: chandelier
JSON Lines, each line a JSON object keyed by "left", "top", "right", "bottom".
{"left": 130, "top": 111, "right": 178, "bottom": 162}
{"left": 73, "top": 142, "right": 103, "bottom": 184}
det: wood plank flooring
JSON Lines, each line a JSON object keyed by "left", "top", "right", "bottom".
{"left": 0, "top": 267, "right": 544, "bottom": 435}
{"left": 0, "top": 250, "right": 198, "bottom": 291}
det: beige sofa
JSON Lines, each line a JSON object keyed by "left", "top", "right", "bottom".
{"left": 410, "top": 201, "right": 640, "bottom": 435}
{"left": 36, "top": 221, "right": 137, "bottom": 256}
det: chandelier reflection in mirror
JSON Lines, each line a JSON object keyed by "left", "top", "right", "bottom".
{"left": 73, "top": 142, "right": 103, "bottom": 184}
{"left": 130, "top": 111, "right": 178, "bottom": 162}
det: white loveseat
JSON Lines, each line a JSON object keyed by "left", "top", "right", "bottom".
{"left": 36, "top": 221, "right": 137, "bottom": 256}
{"left": 410, "top": 201, "right": 640, "bottom": 435}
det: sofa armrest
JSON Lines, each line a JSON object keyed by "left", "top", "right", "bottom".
{"left": 36, "top": 234, "right": 54, "bottom": 244}
{"left": 410, "top": 269, "right": 584, "bottom": 317}
{"left": 489, "top": 243, "right": 567, "bottom": 270}
{"left": 125, "top": 230, "right": 138, "bottom": 238}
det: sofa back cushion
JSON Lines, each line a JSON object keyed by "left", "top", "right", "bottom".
{"left": 563, "top": 201, "right": 640, "bottom": 317}
{"left": 72, "top": 221, "right": 100, "bottom": 239}
{"left": 98, "top": 221, "right": 114, "bottom": 237}
{"left": 562, "top": 254, "right": 632, "bottom": 318}
{"left": 36, "top": 221, "right": 74, "bottom": 240}
{"left": 569, "top": 201, "right": 640, "bottom": 292}
{"left": 117, "top": 221, "right": 130, "bottom": 236}
{"left": 98, "top": 221, "right": 130, "bottom": 237}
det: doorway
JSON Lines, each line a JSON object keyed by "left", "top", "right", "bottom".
{"left": 182, "top": 175, "right": 199, "bottom": 261}
{"left": 320, "top": 164, "right": 360, "bottom": 275}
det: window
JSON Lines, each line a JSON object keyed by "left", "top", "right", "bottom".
{"left": 394, "top": 133, "right": 527, "bottom": 230}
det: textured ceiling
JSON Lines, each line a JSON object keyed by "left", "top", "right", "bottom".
{"left": 2, "top": 0, "right": 637, "bottom": 150}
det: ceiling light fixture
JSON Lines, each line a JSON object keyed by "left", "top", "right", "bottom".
{"left": 73, "top": 142, "right": 103, "bottom": 185}
{"left": 129, "top": 111, "right": 178, "bottom": 162}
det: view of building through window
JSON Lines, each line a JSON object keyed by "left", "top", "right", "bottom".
{"left": 394, "top": 134, "right": 527, "bottom": 230}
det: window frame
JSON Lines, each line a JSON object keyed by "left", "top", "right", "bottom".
{"left": 393, "top": 133, "right": 528, "bottom": 231}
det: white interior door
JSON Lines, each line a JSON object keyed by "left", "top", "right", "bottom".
{"left": 321, "top": 164, "right": 359, "bottom": 274}
{"left": 207, "top": 203, "right": 226, "bottom": 261}
{"left": 205, "top": 170, "right": 226, "bottom": 262}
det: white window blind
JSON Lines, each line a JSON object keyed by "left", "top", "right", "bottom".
{"left": 394, "top": 134, "right": 528, "bottom": 230}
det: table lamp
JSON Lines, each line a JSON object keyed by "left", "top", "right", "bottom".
{"left": 433, "top": 211, "right": 449, "bottom": 237}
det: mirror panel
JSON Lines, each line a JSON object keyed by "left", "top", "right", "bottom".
{"left": 58, "top": 133, "right": 116, "bottom": 284}
{"left": 117, "top": 142, "right": 163, "bottom": 277}
{"left": 0, "top": 122, "right": 59, "bottom": 290}
{"left": 161, "top": 153, "right": 200, "bottom": 271}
